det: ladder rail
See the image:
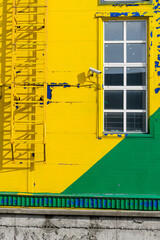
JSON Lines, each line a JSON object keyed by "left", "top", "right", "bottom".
{"left": 43, "top": 0, "right": 48, "bottom": 163}
{"left": 11, "top": 0, "right": 16, "bottom": 161}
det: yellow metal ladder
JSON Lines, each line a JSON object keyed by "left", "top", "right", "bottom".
{"left": 11, "top": 0, "right": 48, "bottom": 162}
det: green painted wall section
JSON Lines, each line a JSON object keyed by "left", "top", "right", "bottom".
{"left": 63, "top": 109, "right": 160, "bottom": 195}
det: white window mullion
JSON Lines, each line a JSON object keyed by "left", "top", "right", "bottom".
{"left": 126, "top": 110, "right": 147, "bottom": 113}
{"left": 104, "top": 63, "right": 147, "bottom": 67}
{"left": 124, "top": 69, "right": 127, "bottom": 133}
{"left": 104, "top": 86, "right": 147, "bottom": 90}
{"left": 124, "top": 21, "right": 127, "bottom": 64}
{"left": 104, "top": 41, "right": 124, "bottom": 44}
{"left": 126, "top": 40, "right": 146, "bottom": 44}
{"left": 123, "top": 21, "right": 127, "bottom": 132}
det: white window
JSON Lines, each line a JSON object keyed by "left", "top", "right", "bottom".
{"left": 103, "top": 20, "right": 147, "bottom": 133}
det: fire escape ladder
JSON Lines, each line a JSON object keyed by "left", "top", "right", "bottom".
{"left": 11, "top": 0, "right": 48, "bottom": 162}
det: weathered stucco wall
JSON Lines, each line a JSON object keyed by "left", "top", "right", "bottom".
{"left": 0, "top": 214, "right": 160, "bottom": 240}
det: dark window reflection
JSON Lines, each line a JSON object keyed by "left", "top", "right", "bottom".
{"left": 127, "top": 67, "right": 146, "bottom": 86}
{"left": 104, "top": 91, "right": 123, "bottom": 109}
{"left": 127, "top": 91, "right": 146, "bottom": 110}
{"left": 127, "top": 113, "right": 146, "bottom": 132}
{"left": 104, "top": 113, "right": 123, "bottom": 132}
{"left": 105, "top": 68, "right": 123, "bottom": 86}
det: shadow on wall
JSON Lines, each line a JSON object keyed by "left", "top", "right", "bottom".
{"left": 0, "top": 0, "right": 40, "bottom": 173}
{"left": 77, "top": 72, "right": 86, "bottom": 84}
{"left": 77, "top": 69, "right": 101, "bottom": 139}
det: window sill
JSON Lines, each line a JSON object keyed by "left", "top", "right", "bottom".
{"left": 101, "top": 132, "right": 153, "bottom": 138}
{"left": 99, "top": 0, "right": 152, "bottom": 5}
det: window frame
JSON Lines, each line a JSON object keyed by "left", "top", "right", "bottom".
{"left": 97, "top": 16, "right": 153, "bottom": 138}
{"left": 103, "top": 20, "right": 148, "bottom": 134}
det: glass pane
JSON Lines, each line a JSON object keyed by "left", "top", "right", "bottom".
{"left": 104, "top": 112, "right": 123, "bottom": 132}
{"left": 105, "top": 44, "right": 124, "bottom": 63}
{"left": 104, "top": 91, "right": 123, "bottom": 109}
{"left": 127, "top": 44, "right": 146, "bottom": 63}
{"left": 127, "top": 91, "right": 146, "bottom": 110}
{"left": 105, "top": 68, "right": 123, "bottom": 86}
{"left": 127, "top": 113, "right": 146, "bottom": 132}
{"left": 105, "top": 21, "right": 123, "bottom": 41}
{"left": 127, "top": 67, "right": 146, "bottom": 86}
{"left": 127, "top": 21, "right": 146, "bottom": 41}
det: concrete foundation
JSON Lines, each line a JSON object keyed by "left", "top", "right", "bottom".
{"left": 0, "top": 213, "right": 160, "bottom": 240}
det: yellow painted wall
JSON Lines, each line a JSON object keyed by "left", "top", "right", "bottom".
{"left": 0, "top": 0, "right": 159, "bottom": 193}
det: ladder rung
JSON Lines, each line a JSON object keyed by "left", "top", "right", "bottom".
{"left": 16, "top": 57, "right": 44, "bottom": 60}
{"left": 16, "top": 68, "right": 44, "bottom": 70}
{"left": 15, "top": 58, "right": 45, "bottom": 61}
{"left": 14, "top": 82, "right": 43, "bottom": 85}
{"left": 14, "top": 120, "right": 43, "bottom": 123}
{"left": 14, "top": 122, "right": 43, "bottom": 125}
{"left": 14, "top": 3, "right": 46, "bottom": 5}
{"left": 15, "top": 65, "right": 44, "bottom": 68}
{"left": 15, "top": 49, "right": 45, "bottom": 51}
{"left": 15, "top": 131, "right": 37, "bottom": 134}
{"left": 14, "top": 5, "right": 47, "bottom": 8}
{"left": 14, "top": 140, "right": 44, "bottom": 143}
{"left": 14, "top": 94, "right": 42, "bottom": 97}
{"left": 16, "top": 75, "right": 43, "bottom": 78}
{"left": 15, "top": 66, "right": 44, "bottom": 68}
{"left": 16, "top": 59, "right": 44, "bottom": 61}
{"left": 14, "top": 2, "right": 45, "bottom": 3}
{"left": 15, "top": 82, "right": 44, "bottom": 85}
{"left": 15, "top": 61, "right": 44, "bottom": 64}
{"left": 15, "top": 79, "right": 44, "bottom": 81}
{"left": 15, "top": 62, "right": 44, "bottom": 64}
{"left": 14, "top": 100, "right": 44, "bottom": 104}
{"left": 15, "top": 85, "right": 44, "bottom": 88}
{"left": 15, "top": 68, "right": 44, "bottom": 71}
{"left": 16, "top": 12, "right": 45, "bottom": 15}
{"left": 15, "top": 64, "right": 44, "bottom": 67}
{"left": 16, "top": 23, "right": 45, "bottom": 26}
{"left": 14, "top": 123, "right": 43, "bottom": 125}
{"left": 15, "top": 40, "right": 45, "bottom": 43}
{"left": 14, "top": 43, "right": 46, "bottom": 45}
{"left": 16, "top": 70, "right": 44, "bottom": 73}
{"left": 16, "top": 30, "right": 45, "bottom": 33}
{"left": 15, "top": 12, "right": 45, "bottom": 16}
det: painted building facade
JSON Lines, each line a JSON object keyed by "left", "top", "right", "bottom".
{"left": 0, "top": 0, "right": 159, "bottom": 210}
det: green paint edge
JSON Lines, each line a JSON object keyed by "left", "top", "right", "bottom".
{"left": 63, "top": 109, "right": 160, "bottom": 196}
